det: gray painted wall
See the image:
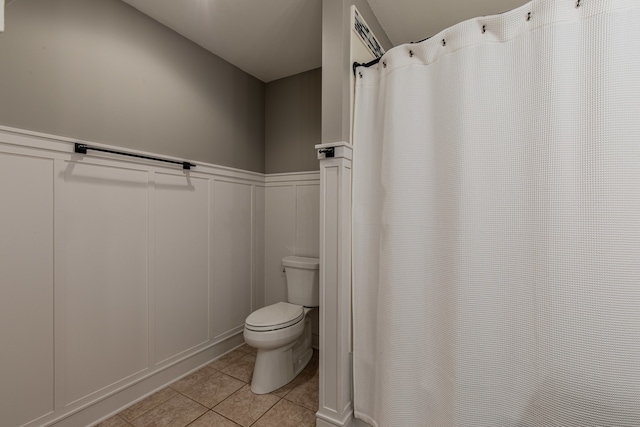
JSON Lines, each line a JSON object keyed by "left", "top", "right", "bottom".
{"left": 0, "top": 0, "right": 265, "bottom": 173}
{"left": 265, "top": 68, "right": 321, "bottom": 174}
{"left": 321, "top": 0, "right": 392, "bottom": 144}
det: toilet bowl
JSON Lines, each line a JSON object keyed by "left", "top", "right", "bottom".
{"left": 244, "top": 303, "right": 314, "bottom": 394}
{"left": 243, "top": 256, "right": 319, "bottom": 394}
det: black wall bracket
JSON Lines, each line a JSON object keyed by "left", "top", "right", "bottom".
{"left": 319, "top": 147, "right": 335, "bottom": 158}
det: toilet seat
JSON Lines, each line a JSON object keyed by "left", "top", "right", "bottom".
{"left": 245, "top": 302, "right": 304, "bottom": 332}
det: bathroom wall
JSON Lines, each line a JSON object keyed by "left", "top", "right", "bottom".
{"left": 263, "top": 67, "right": 322, "bottom": 341}
{"left": 0, "top": 2, "right": 322, "bottom": 425}
{"left": 265, "top": 68, "right": 321, "bottom": 174}
{"left": 0, "top": 125, "right": 319, "bottom": 427}
{"left": 264, "top": 172, "right": 321, "bottom": 344}
{"left": 264, "top": 174, "right": 321, "bottom": 305}
{"left": 0, "top": 127, "right": 262, "bottom": 427}
{"left": 0, "top": 0, "right": 265, "bottom": 172}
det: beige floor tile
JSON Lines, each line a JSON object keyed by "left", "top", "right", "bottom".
{"left": 236, "top": 343, "right": 258, "bottom": 356}
{"left": 170, "top": 366, "right": 217, "bottom": 393}
{"left": 208, "top": 349, "right": 247, "bottom": 371}
{"left": 284, "top": 372, "right": 319, "bottom": 412}
{"left": 271, "top": 371, "right": 311, "bottom": 398}
{"left": 95, "top": 415, "right": 132, "bottom": 427}
{"left": 220, "top": 354, "right": 256, "bottom": 383}
{"left": 129, "top": 394, "right": 207, "bottom": 427}
{"left": 181, "top": 370, "right": 245, "bottom": 408}
{"left": 213, "top": 385, "right": 280, "bottom": 427}
{"left": 188, "top": 411, "right": 241, "bottom": 427}
{"left": 119, "top": 387, "right": 178, "bottom": 421}
{"left": 252, "top": 399, "right": 316, "bottom": 427}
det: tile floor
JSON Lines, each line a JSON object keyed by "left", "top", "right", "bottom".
{"left": 97, "top": 344, "right": 319, "bottom": 427}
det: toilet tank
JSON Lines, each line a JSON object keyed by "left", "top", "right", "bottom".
{"left": 283, "top": 256, "right": 319, "bottom": 307}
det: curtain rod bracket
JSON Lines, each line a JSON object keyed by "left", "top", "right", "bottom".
{"left": 353, "top": 57, "right": 381, "bottom": 75}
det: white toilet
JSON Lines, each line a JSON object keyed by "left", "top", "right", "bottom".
{"left": 244, "top": 256, "right": 319, "bottom": 394}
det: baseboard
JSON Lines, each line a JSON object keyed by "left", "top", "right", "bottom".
{"left": 351, "top": 418, "right": 373, "bottom": 427}
{"left": 316, "top": 406, "right": 354, "bottom": 427}
{"left": 317, "top": 418, "right": 338, "bottom": 427}
{"left": 316, "top": 414, "right": 372, "bottom": 427}
{"left": 50, "top": 334, "right": 244, "bottom": 427}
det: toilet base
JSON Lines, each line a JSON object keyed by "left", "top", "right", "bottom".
{"left": 250, "top": 316, "right": 313, "bottom": 394}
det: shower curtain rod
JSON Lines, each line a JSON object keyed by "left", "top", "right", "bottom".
{"left": 352, "top": 5, "right": 522, "bottom": 75}
{"left": 353, "top": 36, "right": 432, "bottom": 75}
{"left": 353, "top": 57, "right": 381, "bottom": 75}
{"left": 74, "top": 143, "right": 196, "bottom": 170}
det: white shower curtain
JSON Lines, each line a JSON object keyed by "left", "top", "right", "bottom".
{"left": 352, "top": 0, "right": 640, "bottom": 426}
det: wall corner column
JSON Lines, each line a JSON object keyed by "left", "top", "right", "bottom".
{"left": 316, "top": 142, "right": 354, "bottom": 427}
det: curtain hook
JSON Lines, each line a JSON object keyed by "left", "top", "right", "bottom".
{"left": 527, "top": 12, "right": 532, "bottom": 21}
{"left": 382, "top": 60, "right": 387, "bottom": 68}
{"left": 409, "top": 50, "right": 414, "bottom": 57}
{"left": 358, "top": 71, "right": 363, "bottom": 79}
{"left": 576, "top": 0, "right": 581, "bottom": 7}
{"left": 482, "top": 25, "right": 486, "bottom": 34}
{"left": 442, "top": 39, "right": 446, "bottom": 46}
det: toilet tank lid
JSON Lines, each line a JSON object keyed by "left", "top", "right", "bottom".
{"left": 282, "top": 256, "right": 319, "bottom": 269}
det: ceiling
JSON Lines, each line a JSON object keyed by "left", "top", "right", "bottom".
{"left": 122, "top": 0, "right": 530, "bottom": 83}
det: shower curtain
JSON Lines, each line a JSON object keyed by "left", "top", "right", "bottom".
{"left": 352, "top": 0, "right": 640, "bottom": 426}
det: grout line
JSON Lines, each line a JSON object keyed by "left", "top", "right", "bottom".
{"left": 217, "top": 411, "right": 243, "bottom": 427}
{"left": 118, "top": 346, "right": 317, "bottom": 427}
{"left": 248, "top": 395, "right": 282, "bottom": 427}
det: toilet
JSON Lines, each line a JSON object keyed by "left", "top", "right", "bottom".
{"left": 244, "top": 256, "right": 319, "bottom": 394}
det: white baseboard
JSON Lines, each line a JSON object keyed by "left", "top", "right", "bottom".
{"left": 54, "top": 334, "right": 244, "bottom": 427}
{"left": 316, "top": 406, "right": 354, "bottom": 427}
{"left": 316, "top": 413, "right": 372, "bottom": 427}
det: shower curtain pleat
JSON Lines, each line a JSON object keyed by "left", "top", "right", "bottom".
{"left": 352, "top": 1, "right": 640, "bottom": 426}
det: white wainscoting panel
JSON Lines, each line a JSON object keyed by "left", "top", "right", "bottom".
{"left": 59, "top": 161, "right": 150, "bottom": 405}
{"left": 296, "top": 184, "right": 320, "bottom": 258}
{"left": 0, "top": 125, "right": 319, "bottom": 427}
{"left": 264, "top": 185, "right": 297, "bottom": 305}
{"left": 154, "top": 172, "right": 210, "bottom": 364}
{"left": 0, "top": 153, "right": 54, "bottom": 427}
{"left": 253, "top": 186, "right": 266, "bottom": 311}
{"left": 211, "top": 180, "right": 254, "bottom": 340}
